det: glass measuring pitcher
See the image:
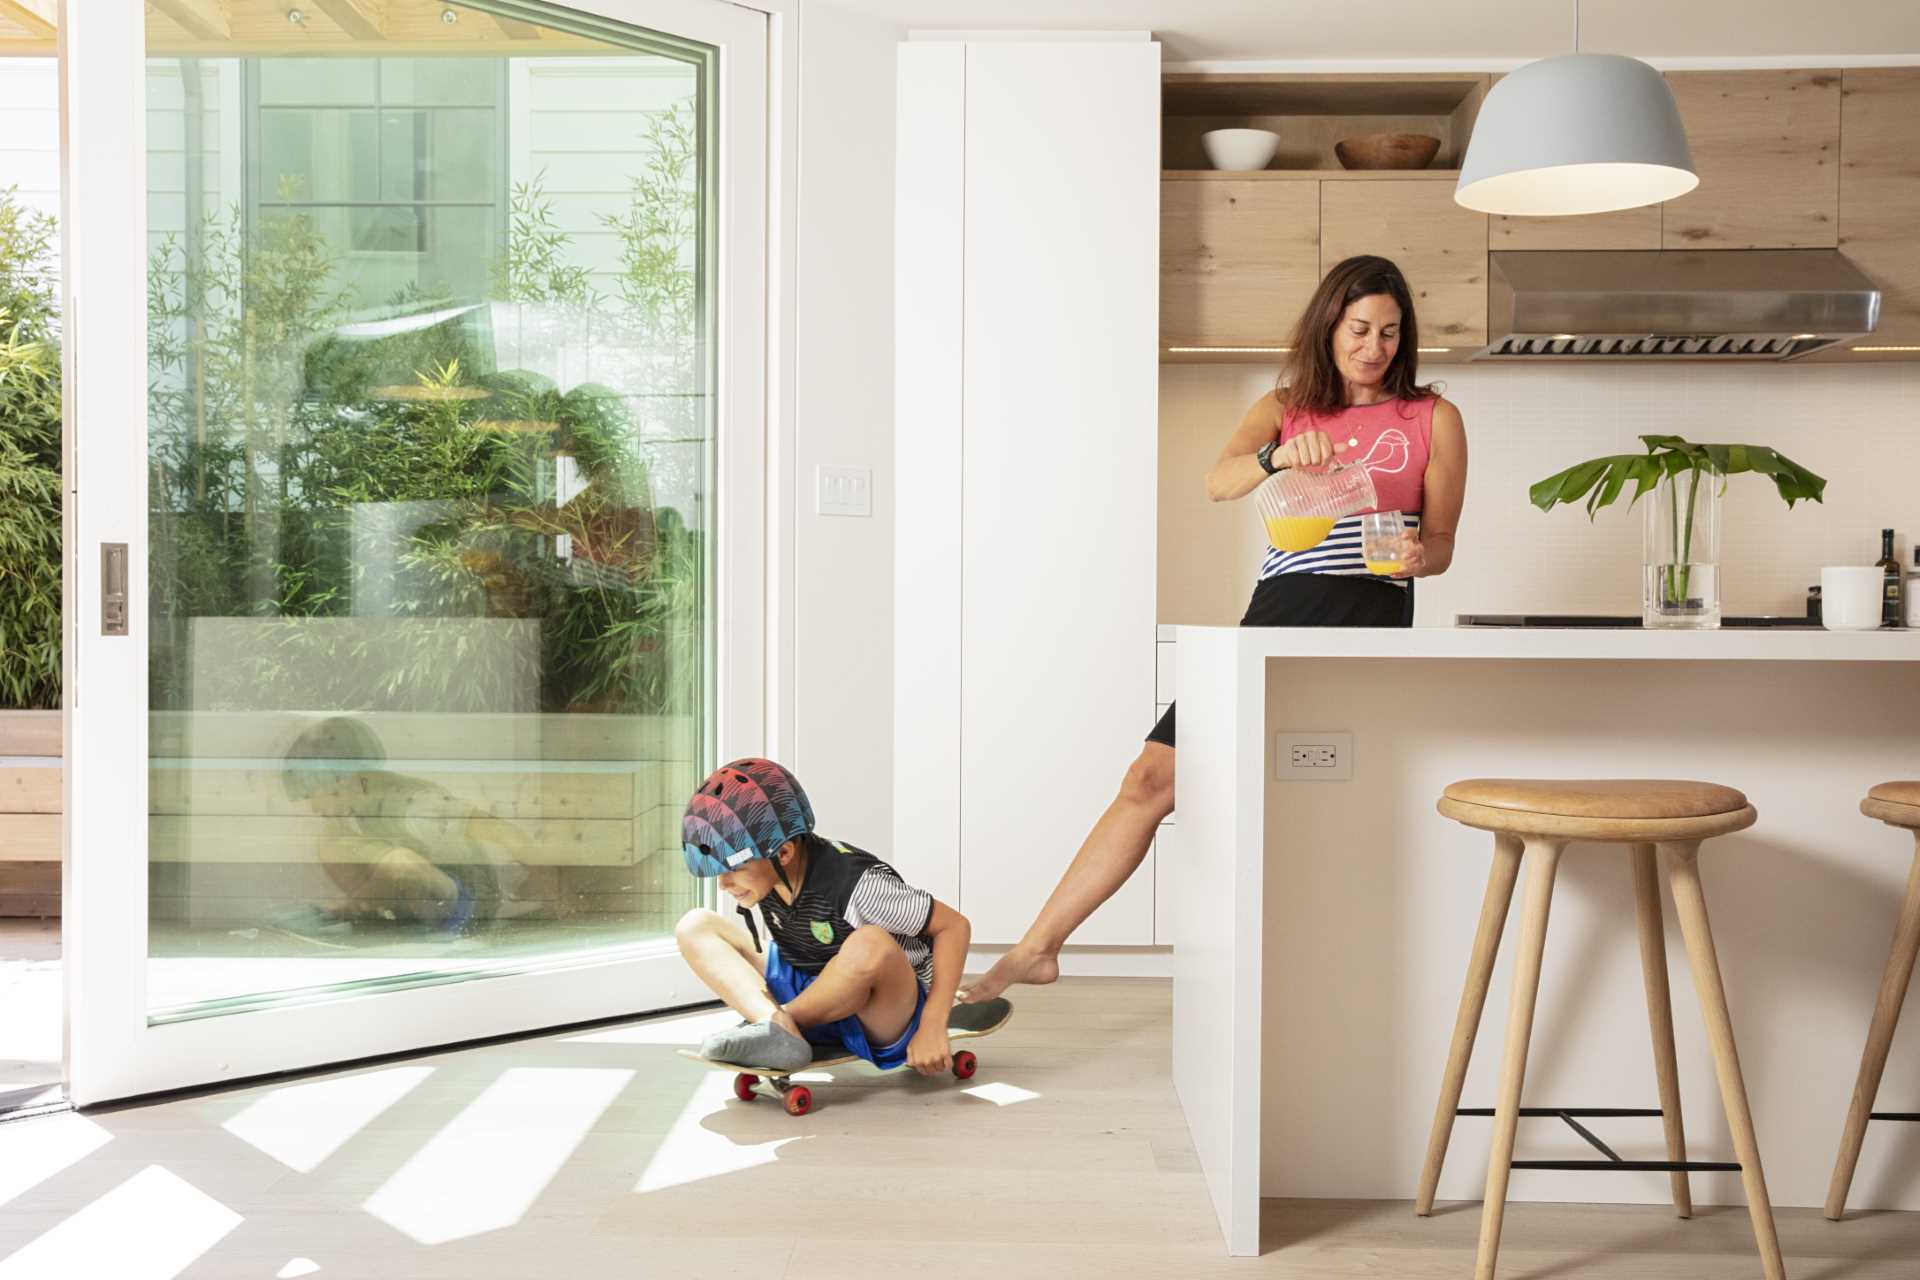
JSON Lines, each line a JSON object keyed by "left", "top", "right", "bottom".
{"left": 1254, "top": 461, "right": 1379, "bottom": 552}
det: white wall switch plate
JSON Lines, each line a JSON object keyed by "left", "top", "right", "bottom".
{"left": 1274, "top": 730, "right": 1353, "bottom": 781}
{"left": 816, "top": 465, "right": 873, "bottom": 517}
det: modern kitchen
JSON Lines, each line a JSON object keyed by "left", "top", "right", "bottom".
{"left": 891, "top": 5, "right": 1920, "bottom": 1275}
{"left": 4, "top": 3, "right": 1919, "bottom": 1278}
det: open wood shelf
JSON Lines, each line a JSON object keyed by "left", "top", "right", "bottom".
{"left": 1163, "top": 169, "right": 1461, "bottom": 181}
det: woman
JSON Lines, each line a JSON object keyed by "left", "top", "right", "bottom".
{"left": 962, "top": 254, "right": 1467, "bottom": 1003}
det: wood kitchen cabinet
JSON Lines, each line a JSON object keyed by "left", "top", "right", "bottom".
{"left": 1833, "top": 68, "right": 1920, "bottom": 353}
{"left": 1320, "top": 179, "right": 1488, "bottom": 349}
{"left": 1492, "top": 205, "right": 1662, "bottom": 251}
{"left": 1161, "top": 177, "right": 1320, "bottom": 349}
{"left": 1661, "top": 69, "right": 1841, "bottom": 249}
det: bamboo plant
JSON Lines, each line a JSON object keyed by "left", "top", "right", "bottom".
{"left": 1531, "top": 435, "right": 1827, "bottom": 609}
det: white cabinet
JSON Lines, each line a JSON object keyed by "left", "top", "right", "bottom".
{"left": 895, "top": 37, "right": 1162, "bottom": 945}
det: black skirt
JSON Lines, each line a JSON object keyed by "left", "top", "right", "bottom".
{"left": 1145, "top": 574, "right": 1414, "bottom": 748}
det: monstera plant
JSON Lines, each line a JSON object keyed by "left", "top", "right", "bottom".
{"left": 1532, "top": 435, "right": 1826, "bottom": 627}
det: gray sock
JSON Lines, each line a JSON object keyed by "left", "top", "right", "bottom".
{"left": 701, "top": 1019, "right": 813, "bottom": 1072}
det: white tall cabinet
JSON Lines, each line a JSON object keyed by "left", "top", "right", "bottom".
{"left": 894, "top": 36, "right": 1162, "bottom": 944}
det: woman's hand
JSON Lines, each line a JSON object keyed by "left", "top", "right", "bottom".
{"left": 1274, "top": 431, "right": 1345, "bottom": 471}
{"left": 1393, "top": 532, "right": 1429, "bottom": 579}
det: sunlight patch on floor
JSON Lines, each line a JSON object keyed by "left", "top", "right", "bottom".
{"left": 275, "top": 1258, "right": 322, "bottom": 1278}
{"left": 634, "top": 1072, "right": 806, "bottom": 1195}
{"left": 0, "top": 1111, "right": 112, "bottom": 1209}
{"left": 962, "top": 1081, "right": 1040, "bottom": 1107}
{"left": 0, "top": 1165, "right": 241, "bottom": 1280}
{"left": 363, "top": 1067, "right": 631, "bottom": 1245}
{"left": 222, "top": 1066, "right": 434, "bottom": 1173}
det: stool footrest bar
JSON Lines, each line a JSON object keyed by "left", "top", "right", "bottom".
{"left": 1870, "top": 1112, "right": 1920, "bottom": 1122}
{"left": 1459, "top": 1106, "right": 1736, "bottom": 1171}
{"left": 1511, "top": 1160, "right": 1741, "bottom": 1172}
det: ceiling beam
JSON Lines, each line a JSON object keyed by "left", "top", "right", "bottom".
{"left": 0, "top": 0, "right": 54, "bottom": 38}
{"left": 494, "top": 15, "right": 542, "bottom": 40}
{"left": 311, "top": 0, "right": 384, "bottom": 41}
{"left": 149, "top": 0, "right": 230, "bottom": 41}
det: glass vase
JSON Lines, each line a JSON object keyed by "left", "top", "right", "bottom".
{"left": 1643, "top": 466, "right": 1722, "bottom": 629}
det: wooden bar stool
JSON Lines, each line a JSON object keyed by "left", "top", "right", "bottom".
{"left": 1414, "top": 779, "right": 1784, "bottom": 1280}
{"left": 1825, "top": 781, "right": 1920, "bottom": 1221}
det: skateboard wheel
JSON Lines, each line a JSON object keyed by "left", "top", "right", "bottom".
{"left": 952, "top": 1050, "right": 977, "bottom": 1080}
{"left": 733, "top": 1073, "right": 758, "bottom": 1102}
{"left": 784, "top": 1085, "right": 813, "bottom": 1116}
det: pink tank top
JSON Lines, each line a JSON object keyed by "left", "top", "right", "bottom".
{"left": 1279, "top": 395, "right": 1435, "bottom": 517}
{"left": 1260, "top": 396, "right": 1437, "bottom": 584}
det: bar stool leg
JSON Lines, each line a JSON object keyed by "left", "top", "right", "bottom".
{"left": 1629, "top": 842, "right": 1693, "bottom": 1219}
{"left": 1826, "top": 833, "right": 1920, "bottom": 1221}
{"left": 1474, "top": 836, "right": 1563, "bottom": 1280}
{"left": 1664, "top": 840, "right": 1787, "bottom": 1280}
{"left": 1417, "top": 832, "right": 1525, "bottom": 1216}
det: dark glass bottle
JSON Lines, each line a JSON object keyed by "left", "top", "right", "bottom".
{"left": 1878, "top": 529, "right": 1903, "bottom": 628}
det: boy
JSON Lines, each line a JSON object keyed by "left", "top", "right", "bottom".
{"left": 675, "top": 758, "right": 971, "bottom": 1075}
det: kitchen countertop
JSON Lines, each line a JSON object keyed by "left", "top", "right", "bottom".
{"left": 1169, "top": 623, "right": 1920, "bottom": 661}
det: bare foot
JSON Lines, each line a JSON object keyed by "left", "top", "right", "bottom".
{"left": 959, "top": 945, "right": 1059, "bottom": 1003}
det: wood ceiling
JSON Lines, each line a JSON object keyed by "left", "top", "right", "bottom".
{"left": 0, "top": 2, "right": 621, "bottom": 56}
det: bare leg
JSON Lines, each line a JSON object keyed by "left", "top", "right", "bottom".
{"left": 777, "top": 926, "right": 923, "bottom": 1047}
{"left": 675, "top": 908, "right": 777, "bottom": 1023}
{"left": 961, "top": 743, "right": 1174, "bottom": 1003}
{"left": 322, "top": 844, "right": 461, "bottom": 925}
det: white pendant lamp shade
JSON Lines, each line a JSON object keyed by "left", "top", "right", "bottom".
{"left": 1455, "top": 53, "right": 1696, "bottom": 217}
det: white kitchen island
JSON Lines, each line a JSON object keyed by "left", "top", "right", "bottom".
{"left": 1172, "top": 625, "right": 1920, "bottom": 1255}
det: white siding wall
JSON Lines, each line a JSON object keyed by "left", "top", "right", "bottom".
{"left": 510, "top": 57, "right": 697, "bottom": 300}
{"left": 0, "top": 58, "right": 57, "bottom": 222}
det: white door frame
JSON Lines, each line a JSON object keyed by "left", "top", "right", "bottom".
{"left": 59, "top": 0, "right": 775, "bottom": 1106}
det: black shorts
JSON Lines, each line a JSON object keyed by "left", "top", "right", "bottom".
{"left": 1145, "top": 574, "right": 1414, "bottom": 749}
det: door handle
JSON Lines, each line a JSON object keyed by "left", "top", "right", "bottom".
{"left": 101, "top": 542, "right": 127, "bottom": 636}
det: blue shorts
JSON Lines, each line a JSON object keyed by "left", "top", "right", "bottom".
{"left": 764, "top": 941, "right": 928, "bottom": 1070}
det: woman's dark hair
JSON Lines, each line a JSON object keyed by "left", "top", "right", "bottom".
{"left": 1276, "top": 254, "right": 1437, "bottom": 418}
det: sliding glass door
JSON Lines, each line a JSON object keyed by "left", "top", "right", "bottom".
{"left": 62, "top": 0, "right": 767, "bottom": 1104}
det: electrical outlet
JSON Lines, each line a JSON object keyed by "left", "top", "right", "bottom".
{"left": 1275, "top": 731, "right": 1353, "bottom": 781}
{"left": 816, "top": 465, "right": 873, "bottom": 517}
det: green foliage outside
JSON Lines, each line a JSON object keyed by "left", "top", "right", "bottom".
{"left": 0, "top": 190, "right": 62, "bottom": 710}
{"left": 137, "top": 98, "right": 706, "bottom": 716}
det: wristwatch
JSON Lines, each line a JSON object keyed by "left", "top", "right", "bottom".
{"left": 1256, "top": 439, "right": 1282, "bottom": 475}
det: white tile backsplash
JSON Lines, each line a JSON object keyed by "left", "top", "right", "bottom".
{"left": 1160, "top": 361, "right": 1920, "bottom": 626}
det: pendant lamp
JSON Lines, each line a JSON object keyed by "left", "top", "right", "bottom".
{"left": 1455, "top": 3, "right": 1695, "bottom": 217}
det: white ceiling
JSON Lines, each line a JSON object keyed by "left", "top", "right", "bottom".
{"left": 826, "top": 1, "right": 1920, "bottom": 65}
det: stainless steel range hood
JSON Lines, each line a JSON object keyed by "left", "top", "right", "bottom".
{"left": 1475, "top": 249, "right": 1880, "bottom": 361}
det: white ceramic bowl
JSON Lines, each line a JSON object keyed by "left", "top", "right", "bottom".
{"left": 1821, "top": 565, "right": 1885, "bottom": 630}
{"left": 1201, "top": 128, "right": 1280, "bottom": 172}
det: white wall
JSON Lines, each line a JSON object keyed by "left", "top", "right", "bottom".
{"left": 1162, "top": 362, "right": 1920, "bottom": 627}
{"left": 788, "top": 0, "right": 898, "bottom": 848}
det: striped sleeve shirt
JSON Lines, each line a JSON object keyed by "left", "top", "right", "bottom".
{"left": 1259, "top": 511, "right": 1421, "bottom": 584}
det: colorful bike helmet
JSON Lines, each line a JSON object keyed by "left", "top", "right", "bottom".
{"left": 681, "top": 758, "right": 816, "bottom": 878}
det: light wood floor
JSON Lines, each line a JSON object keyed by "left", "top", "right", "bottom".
{"left": 0, "top": 976, "right": 1915, "bottom": 1278}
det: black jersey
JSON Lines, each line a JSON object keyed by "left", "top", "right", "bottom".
{"left": 760, "top": 837, "right": 936, "bottom": 987}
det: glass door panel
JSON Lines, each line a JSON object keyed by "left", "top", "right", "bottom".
{"left": 63, "top": 0, "right": 767, "bottom": 1102}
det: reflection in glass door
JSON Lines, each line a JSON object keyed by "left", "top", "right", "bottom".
{"left": 62, "top": 0, "right": 767, "bottom": 1102}
{"left": 143, "top": 8, "right": 720, "bottom": 1017}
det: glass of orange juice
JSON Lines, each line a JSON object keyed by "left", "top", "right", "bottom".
{"left": 1361, "top": 511, "right": 1408, "bottom": 576}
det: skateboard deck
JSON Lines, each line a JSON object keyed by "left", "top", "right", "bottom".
{"left": 677, "top": 997, "right": 1013, "bottom": 1115}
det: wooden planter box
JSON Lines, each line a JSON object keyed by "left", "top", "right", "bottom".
{"left": 0, "top": 710, "right": 62, "bottom": 918}
{"left": 0, "top": 709, "right": 700, "bottom": 924}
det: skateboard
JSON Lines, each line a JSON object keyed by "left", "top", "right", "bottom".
{"left": 676, "top": 997, "right": 1013, "bottom": 1116}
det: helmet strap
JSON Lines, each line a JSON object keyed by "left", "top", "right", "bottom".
{"left": 736, "top": 903, "right": 762, "bottom": 954}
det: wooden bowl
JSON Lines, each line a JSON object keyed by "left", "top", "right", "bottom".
{"left": 1334, "top": 133, "right": 1441, "bottom": 171}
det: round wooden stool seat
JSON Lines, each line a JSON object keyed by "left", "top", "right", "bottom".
{"left": 1861, "top": 780, "right": 1920, "bottom": 828}
{"left": 1439, "top": 778, "right": 1755, "bottom": 843}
